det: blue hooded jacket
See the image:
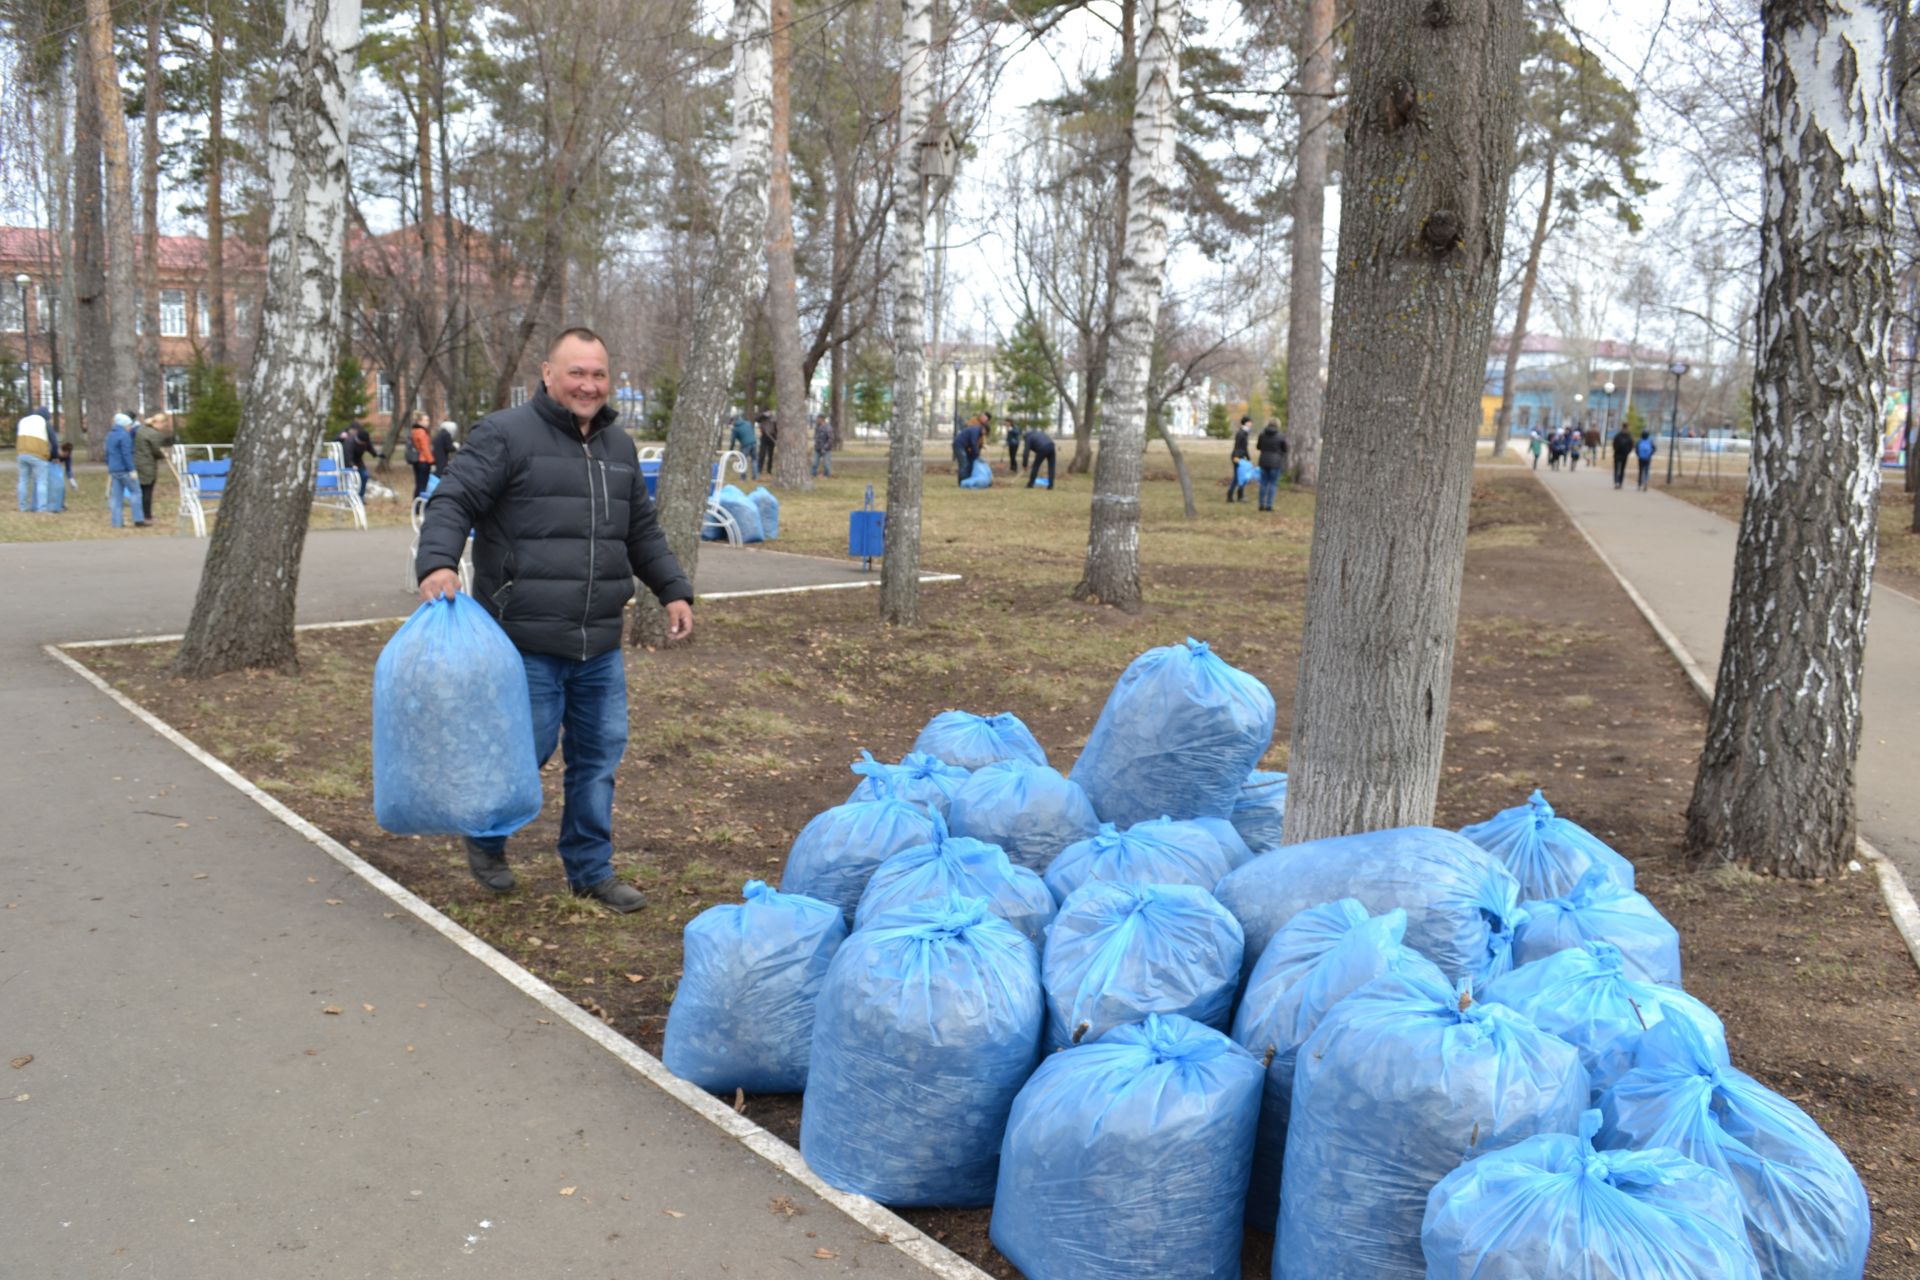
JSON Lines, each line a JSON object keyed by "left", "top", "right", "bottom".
{"left": 105, "top": 420, "right": 137, "bottom": 473}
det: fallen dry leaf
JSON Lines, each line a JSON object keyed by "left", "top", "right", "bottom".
{"left": 526, "top": 936, "right": 544, "bottom": 947}
{"left": 321, "top": 1006, "right": 342, "bottom": 1016}
{"left": 624, "top": 974, "right": 645, "bottom": 984}
{"left": 324, "top": 899, "right": 344, "bottom": 907}
{"left": 416, "top": 1003, "right": 427, "bottom": 1009}
{"left": 536, "top": 1018, "right": 551, "bottom": 1025}
{"left": 405, "top": 1045, "right": 415, "bottom": 1053}
{"left": 559, "top": 1186, "right": 577, "bottom": 1197}
{"left": 769, "top": 1196, "right": 801, "bottom": 1218}
{"left": 733, "top": 1088, "right": 747, "bottom": 1114}
{"left": 304, "top": 1049, "right": 317, "bottom": 1056}
{"left": 662, "top": 1209, "right": 685, "bottom": 1219}
{"left": 813, "top": 1248, "right": 838, "bottom": 1260}
{"left": 9, "top": 1056, "right": 31, "bottom": 1070}
{"left": 307, "top": 876, "right": 318, "bottom": 884}
{"left": 362, "top": 1003, "right": 376, "bottom": 1013}
{"left": 174, "top": 822, "right": 190, "bottom": 828}
{"left": 192, "top": 873, "right": 208, "bottom": 880}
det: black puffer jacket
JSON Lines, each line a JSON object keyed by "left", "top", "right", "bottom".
{"left": 1257, "top": 425, "right": 1289, "bottom": 470}
{"left": 415, "top": 386, "right": 693, "bottom": 661}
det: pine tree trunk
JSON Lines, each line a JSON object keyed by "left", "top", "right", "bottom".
{"left": 86, "top": 0, "right": 141, "bottom": 443}
{"left": 1285, "top": 0, "right": 1333, "bottom": 487}
{"left": 172, "top": 0, "right": 362, "bottom": 678}
{"left": 208, "top": 5, "right": 229, "bottom": 368}
{"left": 1073, "top": 0, "right": 1181, "bottom": 609}
{"left": 878, "top": 0, "right": 934, "bottom": 627}
{"left": 73, "top": 48, "right": 112, "bottom": 441}
{"left": 1071, "top": 0, "right": 1137, "bottom": 479}
{"left": 1283, "top": 0, "right": 1527, "bottom": 845}
{"left": 1684, "top": 0, "right": 1893, "bottom": 879}
{"left": 1493, "top": 154, "right": 1554, "bottom": 457}
{"left": 630, "top": 0, "right": 772, "bottom": 647}
{"left": 766, "top": 0, "right": 812, "bottom": 491}
{"left": 140, "top": 0, "right": 164, "bottom": 412}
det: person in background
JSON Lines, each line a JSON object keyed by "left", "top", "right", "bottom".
{"left": 1566, "top": 426, "right": 1583, "bottom": 472}
{"left": 811, "top": 412, "right": 834, "bottom": 478}
{"left": 407, "top": 411, "right": 436, "bottom": 500}
{"left": 105, "top": 411, "right": 146, "bottom": 527}
{"left": 1611, "top": 421, "right": 1635, "bottom": 490}
{"left": 1635, "top": 429, "right": 1656, "bottom": 491}
{"left": 337, "top": 420, "right": 381, "bottom": 499}
{"left": 731, "top": 414, "right": 758, "bottom": 476}
{"left": 1006, "top": 421, "right": 1024, "bottom": 473}
{"left": 14, "top": 405, "right": 52, "bottom": 513}
{"left": 1229, "top": 415, "right": 1253, "bottom": 502}
{"left": 44, "top": 427, "right": 71, "bottom": 512}
{"left": 955, "top": 413, "right": 986, "bottom": 485}
{"left": 432, "top": 420, "right": 459, "bottom": 477}
{"left": 1255, "top": 418, "right": 1288, "bottom": 511}
{"left": 1023, "top": 425, "right": 1056, "bottom": 489}
{"left": 1527, "top": 426, "right": 1543, "bottom": 469}
{"left": 1583, "top": 423, "right": 1602, "bottom": 464}
{"left": 135, "top": 412, "right": 174, "bottom": 525}
{"left": 755, "top": 411, "right": 777, "bottom": 477}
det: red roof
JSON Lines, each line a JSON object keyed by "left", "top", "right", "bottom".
{"left": 1490, "top": 331, "right": 1677, "bottom": 364}
{"left": 0, "top": 224, "right": 265, "bottom": 274}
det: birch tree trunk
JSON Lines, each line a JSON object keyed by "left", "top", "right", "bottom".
{"left": 1283, "top": 0, "right": 1527, "bottom": 845}
{"left": 1684, "top": 0, "right": 1893, "bottom": 879}
{"left": 173, "top": 0, "right": 362, "bottom": 678}
{"left": 1492, "top": 155, "right": 1554, "bottom": 457}
{"left": 878, "top": 0, "right": 933, "bottom": 626}
{"left": 1285, "top": 0, "right": 1333, "bottom": 487}
{"left": 85, "top": 0, "right": 140, "bottom": 442}
{"left": 767, "top": 0, "right": 812, "bottom": 491}
{"left": 140, "top": 0, "right": 164, "bottom": 412}
{"left": 630, "top": 0, "right": 772, "bottom": 647}
{"left": 1072, "top": 0, "right": 1181, "bottom": 609}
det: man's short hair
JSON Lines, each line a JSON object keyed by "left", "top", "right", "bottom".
{"left": 548, "top": 326, "right": 605, "bottom": 357}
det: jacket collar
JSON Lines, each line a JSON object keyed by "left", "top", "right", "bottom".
{"left": 532, "top": 384, "right": 619, "bottom": 441}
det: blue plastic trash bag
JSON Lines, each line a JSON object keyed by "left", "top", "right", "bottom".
{"left": 1515, "top": 868, "right": 1683, "bottom": 985}
{"left": 991, "top": 1015, "right": 1263, "bottom": 1280}
{"left": 913, "top": 709, "right": 1049, "bottom": 769}
{"left": 1070, "top": 638, "right": 1276, "bottom": 828}
{"left": 661, "top": 880, "right": 847, "bottom": 1094}
{"left": 1193, "top": 816, "right": 1256, "bottom": 871}
{"left": 1421, "top": 1110, "right": 1762, "bottom": 1279}
{"left": 1597, "top": 1016, "right": 1872, "bottom": 1280}
{"left": 779, "top": 789, "right": 939, "bottom": 921}
{"left": 702, "top": 482, "right": 765, "bottom": 542}
{"left": 1459, "top": 788, "right": 1637, "bottom": 901}
{"left": 1213, "top": 826, "right": 1525, "bottom": 988}
{"left": 1043, "top": 816, "right": 1234, "bottom": 906}
{"left": 1231, "top": 769, "right": 1288, "bottom": 855}
{"left": 1480, "top": 941, "right": 1726, "bottom": 1098}
{"left": 854, "top": 811, "right": 1056, "bottom": 947}
{"left": 960, "top": 457, "right": 994, "bottom": 488}
{"left": 846, "top": 749, "right": 971, "bottom": 818}
{"left": 1274, "top": 969, "right": 1588, "bottom": 1277}
{"left": 1033, "top": 476, "right": 1050, "bottom": 488}
{"left": 800, "top": 894, "right": 1044, "bottom": 1206}
{"left": 948, "top": 760, "right": 1101, "bottom": 873}
{"left": 1042, "top": 881, "right": 1244, "bottom": 1051}
{"left": 1230, "top": 901, "right": 1449, "bottom": 1230}
{"left": 748, "top": 484, "right": 779, "bottom": 538}
{"left": 372, "top": 595, "right": 542, "bottom": 838}
{"left": 1235, "top": 458, "right": 1258, "bottom": 487}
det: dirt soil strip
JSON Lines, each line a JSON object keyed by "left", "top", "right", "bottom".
{"left": 40, "top": 641, "right": 996, "bottom": 1280}
{"left": 1534, "top": 477, "right": 1920, "bottom": 976}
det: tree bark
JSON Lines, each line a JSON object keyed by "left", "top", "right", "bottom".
{"left": 207, "top": 2, "right": 230, "bottom": 368}
{"left": 140, "top": 0, "right": 165, "bottom": 412}
{"left": 630, "top": 0, "right": 772, "bottom": 647}
{"left": 72, "top": 43, "right": 112, "bottom": 442}
{"left": 173, "top": 0, "right": 362, "bottom": 677}
{"left": 1072, "top": 0, "right": 1181, "bottom": 609}
{"left": 1285, "top": 0, "right": 1333, "bottom": 486}
{"left": 878, "top": 0, "right": 934, "bottom": 626}
{"left": 1684, "top": 0, "right": 1893, "bottom": 879}
{"left": 766, "top": 0, "right": 812, "bottom": 490}
{"left": 1492, "top": 153, "right": 1554, "bottom": 457}
{"left": 84, "top": 0, "right": 141, "bottom": 442}
{"left": 1283, "top": 0, "right": 1527, "bottom": 845}
{"left": 1071, "top": 0, "right": 1136, "bottom": 479}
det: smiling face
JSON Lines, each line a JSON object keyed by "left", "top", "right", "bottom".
{"left": 542, "top": 334, "right": 611, "bottom": 428}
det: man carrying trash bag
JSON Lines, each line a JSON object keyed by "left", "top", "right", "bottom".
{"left": 416, "top": 327, "right": 694, "bottom": 913}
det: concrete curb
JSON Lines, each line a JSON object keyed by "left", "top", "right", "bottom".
{"left": 1533, "top": 474, "right": 1920, "bottom": 976}
{"left": 43, "top": 638, "right": 993, "bottom": 1280}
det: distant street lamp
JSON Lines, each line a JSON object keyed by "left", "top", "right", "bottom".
{"left": 1603, "top": 379, "right": 1617, "bottom": 431}
{"left": 13, "top": 274, "right": 32, "bottom": 404}
{"left": 1665, "top": 360, "right": 1690, "bottom": 485}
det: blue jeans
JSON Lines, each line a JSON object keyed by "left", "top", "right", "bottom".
{"left": 42, "top": 462, "right": 67, "bottom": 511}
{"left": 469, "top": 648, "right": 628, "bottom": 890}
{"left": 811, "top": 448, "right": 831, "bottom": 477}
{"left": 108, "top": 471, "right": 144, "bottom": 526}
{"left": 1258, "top": 466, "right": 1281, "bottom": 508}
{"left": 354, "top": 464, "right": 369, "bottom": 499}
{"left": 16, "top": 455, "right": 49, "bottom": 512}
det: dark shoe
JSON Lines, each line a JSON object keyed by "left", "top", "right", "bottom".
{"left": 133, "top": 520, "right": 150, "bottom": 527}
{"left": 464, "top": 839, "right": 515, "bottom": 892}
{"left": 575, "top": 878, "right": 647, "bottom": 914}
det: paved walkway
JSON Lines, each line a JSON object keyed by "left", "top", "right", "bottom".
{"left": 1535, "top": 463, "right": 1920, "bottom": 890}
{"left": 0, "top": 526, "right": 958, "bottom": 1279}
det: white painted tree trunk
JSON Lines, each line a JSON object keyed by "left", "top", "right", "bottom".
{"left": 767, "top": 0, "right": 812, "bottom": 492}
{"left": 1686, "top": 0, "right": 1893, "bottom": 878}
{"left": 633, "top": 0, "right": 773, "bottom": 646}
{"left": 173, "top": 0, "right": 361, "bottom": 677}
{"left": 1073, "top": 0, "right": 1181, "bottom": 608}
{"left": 1285, "top": 0, "right": 1333, "bottom": 487}
{"left": 878, "top": 0, "right": 933, "bottom": 626}
{"left": 1283, "top": 0, "right": 1528, "bottom": 844}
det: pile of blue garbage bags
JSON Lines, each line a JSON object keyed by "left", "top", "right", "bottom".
{"left": 655, "top": 638, "right": 1871, "bottom": 1280}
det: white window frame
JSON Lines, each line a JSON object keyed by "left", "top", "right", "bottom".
{"left": 197, "top": 290, "right": 211, "bottom": 338}
{"left": 160, "top": 289, "right": 187, "bottom": 338}
{"left": 377, "top": 375, "right": 395, "bottom": 416}
{"left": 0, "top": 287, "right": 22, "bottom": 333}
{"left": 163, "top": 366, "right": 190, "bottom": 413}
{"left": 509, "top": 384, "right": 529, "bottom": 407}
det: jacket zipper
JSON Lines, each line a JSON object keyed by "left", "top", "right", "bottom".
{"left": 581, "top": 442, "right": 596, "bottom": 659}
